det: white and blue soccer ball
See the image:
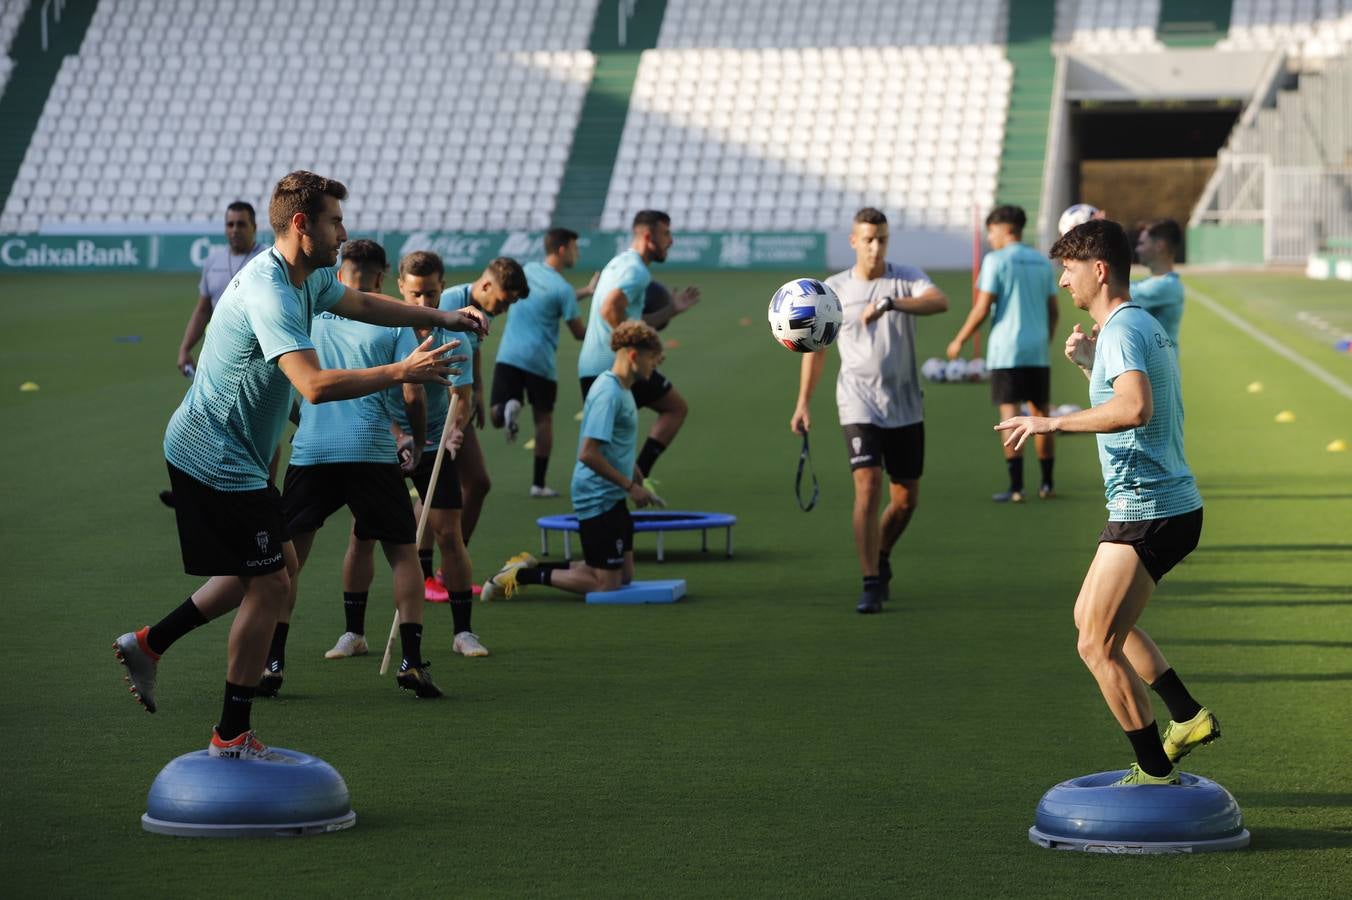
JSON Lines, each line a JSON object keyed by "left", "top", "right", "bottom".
{"left": 965, "top": 357, "right": 987, "bottom": 381}
{"left": 1058, "top": 203, "right": 1101, "bottom": 236}
{"left": 944, "top": 358, "right": 968, "bottom": 382}
{"left": 768, "top": 278, "right": 843, "bottom": 352}
{"left": 921, "top": 357, "right": 947, "bottom": 382}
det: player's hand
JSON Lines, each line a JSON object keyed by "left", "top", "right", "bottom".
{"left": 396, "top": 434, "right": 420, "bottom": 474}
{"left": 945, "top": 339, "right": 964, "bottom": 361}
{"left": 1065, "top": 323, "right": 1098, "bottom": 369}
{"left": 444, "top": 424, "right": 465, "bottom": 460}
{"left": 177, "top": 350, "right": 195, "bottom": 377}
{"left": 446, "top": 306, "right": 490, "bottom": 336}
{"left": 581, "top": 270, "right": 600, "bottom": 298}
{"left": 994, "top": 415, "right": 1056, "bottom": 451}
{"left": 627, "top": 481, "right": 657, "bottom": 508}
{"left": 790, "top": 406, "right": 810, "bottom": 435}
{"left": 672, "top": 286, "right": 701, "bottom": 314}
{"left": 472, "top": 390, "right": 486, "bottom": 428}
{"left": 401, "top": 335, "right": 466, "bottom": 385}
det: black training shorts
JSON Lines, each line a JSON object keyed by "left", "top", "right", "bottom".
{"left": 580, "top": 369, "right": 674, "bottom": 409}
{"left": 491, "top": 361, "right": 559, "bottom": 413}
{"left": 167, "top": 462, "right": 288, "bottom": 577}
{"left": 842, "top": 421, "right": 925, "bottom": 483}
{"left": 1099, "top": 507, "right": 1203, "bottom": 583}
{"left": 989, "top": 366, "right": 1051, "bottom": 407}
{"left": 282, "top": 462, "right": 416, "bottom": 544}
{"left": 578, "top": 500, "right": 634, "bottom": 570}
{"left": 409, "top": 445, "right": 462, "bottom": 510}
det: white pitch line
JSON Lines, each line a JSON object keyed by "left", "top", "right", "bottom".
{"left": 1187, "top": 286, "right": 1352, "bottom": 402}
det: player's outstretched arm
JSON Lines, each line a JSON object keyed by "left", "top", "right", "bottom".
{"left": 277, "top": 337, "right": 464, "bottom": 404}
{"left": 995, "top": 369, "right": 1152, "bottom": 449}
{"left": 577, "top": 271, "right": 600, "bottom": 301}
{"left": 790, "top": 349, "right": 827, "bottom": 433}
{"left": 896, "top": 286, "right": 948, "bottom": 317}
{"left": 177, "top": 294, "right": 213, "bottom": 373}
{"left": 599, "top": 288, "right": 628, "bottom": 328}
{"left": 945, "top": 290, "right": 993, "bottom": 359}
{"left": 566, "top": 317, "right": 586, "bottom": 340}
{"left": 330, "top": 286, "right": 488, "bottom": 335}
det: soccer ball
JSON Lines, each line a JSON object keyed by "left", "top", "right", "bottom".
{"left": 921, "top": 357, "right": 946, "bottom": 382}
{"left": 1058, "top": 203, "right": 1101, "bottom": 236}
{"left": 944, "top": 358, "right": 968, "bottom": 382}
{"left": 965, "top": 357, "right": 987, "bottom": 381}
{"left": 767, "top": 278, "right": 843, "bottom": 352}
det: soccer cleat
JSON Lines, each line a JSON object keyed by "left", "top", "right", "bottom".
{"left": 1113, "top": 763, "right": 1180, "bottom": 786}
{"left": 992, "top": 490, "right": 1025, "bottom": 503}
{"left": 1162, "top": 707, "right": 1221, "bottom": 763}
{"left": 452, "top": 631, "right": 489, "bottom": 657}
{"left": 424, "top": 576, "right": 449, "bottom": 603}
{"left": 113, "top": 627, "right": 159, "bottom": 713}
{"left": 257, "top": 664, "right": 283, "bottom": 698}
{"left": 208, "top": 727, "right": 290, "bottom": 761}
{"left": 481, "top": 551, "right": 537, "bottom": 601}
{"left": 1039, "top": 483, "right": 1055, "bottom": 499}
{"left": 530, "top": 484, "right": 560, "bottom": 498}
{"left": 504, "top": 398, "right": 522, "bottom": 442}
{"left": 856, "top": 587, "right": 884, "bottom": 614}
{"left": 324, "top": 632, "right": 369, "bottom": 660}
{"left": 396, "top": 662, "right": 443, "bottom": 698}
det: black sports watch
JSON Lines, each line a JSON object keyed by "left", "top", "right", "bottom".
{"left": 873, "top": 295, "right": 894, "bottom": 313}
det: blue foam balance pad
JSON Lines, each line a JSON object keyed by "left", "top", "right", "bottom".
{"left": 142, "top": 748, "right": 356, "bottom": 837}
{"left": 586, "top": 579, "right": 687, "bottom": 605}
{"left": 1029, "top": 770, "right": 1249, "bottom": 853}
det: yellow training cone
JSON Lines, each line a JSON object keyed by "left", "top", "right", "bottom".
{"left": 524, "top": 438, "right": 536, "bottom": 451}
{"left": 573, "top": 410, "right": 584, "bottom": 422}
{"left": 1246, "top": 382, "right": 1263, "bottom": 394}
{"left": 19, "top": 381, "right": 39, "bottom": 392}
{"left": 1328, "top": 439, "right": 1349, "bottom": 453}
{"left": 1275, "top": 410, "right": 1296, "bottom": 423}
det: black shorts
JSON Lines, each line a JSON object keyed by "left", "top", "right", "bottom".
{"left": 990, "top": 366, "right": 1051, "bottom": 407}
{"left": 842, "top": 422, "right": 925, "bottom": 483}
{"left": 1099, "top": 507, "right": 1203, "bottom": 583}
{"left": 580, "top": 369, "right": 674, "bottom": 409}
{"left": 166, "top": 462, "right": 288, "bottom": 577}
{"left": 409, "top": 446, "right": 462, "bottom": 510}
{"left": 578, "top": 500, "right": 634, "bottom": 570}
{"left": 282, "top": 463, "right": 416, "bottom": 544}
{"left": 491, "top": 362, "right": 559, "bottom": 413}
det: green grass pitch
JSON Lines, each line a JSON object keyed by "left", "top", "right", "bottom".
{"left": 1, "top": 267, "right": 1349, "bottom": 897}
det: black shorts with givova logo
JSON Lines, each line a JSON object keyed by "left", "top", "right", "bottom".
{"left": 167, "top": 462, "right": 288, "bottom": 577}
{"left": 842, "top": 422, "right": 925, "bottom": 483}
{"left": 578, "top": 500, "right": 634, "bottom": 570}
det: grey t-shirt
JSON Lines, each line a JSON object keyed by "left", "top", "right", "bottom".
{"left": 199, "top": 243, "right": 265, "bottom": 308}
{"left": 823, "top": 262, "right": 936, "bottom": 428}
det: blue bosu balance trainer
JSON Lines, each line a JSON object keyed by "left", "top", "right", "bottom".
{"left": 537, "top": 511, "right": 736, "bottom": 562}
{"left": 1029, "top": 770, "right": 1249, "bottom": 853}
{"left": 142, "top": 748, "right": 356, "bottom": 837}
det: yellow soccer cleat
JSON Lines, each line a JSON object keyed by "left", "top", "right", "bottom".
{"left": 480, "top": 552, "right": 537, "bottom": 601}
{"left": 1114, "top": 763, "right": 1180, "bottom": 786}
{"left": 1162, "top": 707, "right": 1221, "bottom": 764}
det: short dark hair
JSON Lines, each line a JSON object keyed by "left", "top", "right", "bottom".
{"left": 398, "top": 250, "right": 444, "bottom": 280}
{"left": 1143, "top": 218, "right": 1183, "bottom": 255}
{"left": 340, "top": 239, "right": 388, "bottom": 275}
{"left": 632, "top": 210, "right": 670, "bottom": 232}
{"left": 986, "top": 205, "right": 1027, "bottom": 233}
{"left": 485, "top": 257, "right": 529, "bottom": 298}
{"left": 853, "top": 207, "right": 887, "bottom": 226}
{"left": 268, "top": 171, "right": 348, "bottom": 236}
{"left": 544, "top": 228, "right": 579, "bottom": 255}
{"left": 611, "top": 320, "right": 663, "bottom": 354}
{"left": 1048, "top": 219, "right": 1133, "bottom": 284}
{"left": 225, "top": 201, "right": 256, "bottom": 226}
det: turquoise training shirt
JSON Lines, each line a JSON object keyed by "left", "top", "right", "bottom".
{"left": 1089, "top": 303, "right": 1202, "bottom": 522}
{"left": 1130, "top": 272, "right": 1184, "bottom": 346}
{"left": 164, "top": 248, "right": 346, "bottom": 490}
{"left": 571, "top": 370, "right": 638, "bottom": 520}
{"left": 978, "top": 242, "right": 1058, "bottom": 369}
{"left": 577, "top": 249, "right": 650, "bottom": 378}
{"left": 289, "top": 314, "right": 420, "bottom": 466}
{"left": 496, "top": 261, "right": 581, "bottom": 381}
{"left": 388, "top": 326, "right": 475, "bottom": 451}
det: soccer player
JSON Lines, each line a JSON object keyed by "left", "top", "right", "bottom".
{"left": 1132, "top": 218, "right": 1185, "bottom": 346}
{"left": 946, "top": 205, "right": 1060, "bottom": 502}
{"left": 489, "top": 228, "right": 595, "bottom": 497}
{"left": 257, "top": 239, "right": 445, "bottom": 698}
{"left": 577, "top": 210, "right": 700, "bottom": 484}
{"left": 790, "top": 208, "right": 949, "bottom": 614}
{"left": 113, "top": 172, "right": 486, "bottom": 758}
{"left": 996, "top": 219, "right": 1217, "bottom": 785}
{"left": 482, "top": 321, "right": 662, "bottom": 599}
{"left": 351, "top": 249, "right": 488, "bottom": 657}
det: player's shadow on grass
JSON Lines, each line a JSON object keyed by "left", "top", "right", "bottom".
{"left": 1204, "top": 494, "right": 1352, "bottom": 502}
{"left": 1161, "top": 579, "right": 1352, "bottom": 607}
{"left": 1164, "top": 637, "right": 1352, "bottom": 650}
{"left": 1248, "top": 826, "right": 1352, "bottom": 852}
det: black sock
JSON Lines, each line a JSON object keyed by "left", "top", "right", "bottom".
{"left": 1125, "top": 722, "right": 1173, "bottom": 776}
{"left": 533, "top": 455, "right": 549, "bottom": 488}
{"left": 450, "top": 590, "right": 473, "bottom": 634}
{"left": 862, "top": 575, "right": 882, "bottom": 593}
{"left": 266, "top": 622, "right": 289, "bottom": 672}
{"left": 1039, "top": 457, "right": 1054, "bottom": 488}
{"left": 343, "top": 591, "right": 368, "bottom": 635}
{"left": 538, "top": 561, "right": 570, "bottom": 572}
{"left": 636, "top": 437, "right": 667, "bottom": 478}
{"left": 1006, "top": 457, "right": 1024, "bottom": 493}
{"left": 877, "top": 555, "right": 892, "bottom": 585}
{"left": 217, "top": 681, "right": 255, "bottom": 741}
{"left": 1150, "top": 668, "right": 1203, "bottom": 722}
{"left": 418, "top": 549, "right": 434, "bottom": 580}
{"left": 399, "top": 622, "right": 423, "bottom": 670}
{"left": 517, "top": 567, "right": 554, "bottom": 586}
{"left": 146, "top": 597, "right": 209, "bottom": 656}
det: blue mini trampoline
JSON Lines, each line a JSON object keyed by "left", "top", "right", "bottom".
{"left": 536, "top": 510, "right": 736, "bottom": 562}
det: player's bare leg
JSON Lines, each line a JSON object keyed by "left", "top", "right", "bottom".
{"left": 259, "top": 535, "right": 310, "bottom": 695}
{"left": 1027, "top": 399, "right": 1056, "bottom": 497}
{"left": 638, "top": 386, "right": 687, "bottom": 479}
{"left": 994, "top": 401, "right": 1026, "bottom": 502}
{"left": 851, "top": 466, "right": 886, "bottom": 613}
{"left": 877, "top": 479, "right": 917, "bottom": 599}
{"left": 227, "top": 566, "right": 291, "bottom": 695}
{"left": 430, "top": 506, "right": 485, "bottom": 655}
{"left": 458, "top": 425, "right": 491, "bottom": 544}
{"left": 530, "top": 406, "right": 558, "bottom": 496}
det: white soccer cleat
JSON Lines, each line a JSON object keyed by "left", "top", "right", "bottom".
{"left": 207, "top": 728, "right": 292, "bottom": 762}
{"left": 452, "top": 631, "right": 490, "bottom": 657}
{"left": 324, "top": 632, "right": 368, "bottom": 659}
{"left": 504, "top": 399, "right": 522, "bottom": 442}
{"left": 529, "top": 484, "right": 559, "bottom": 498}
{"left": 481, "top": 551, "right": 537, "bottom": 601}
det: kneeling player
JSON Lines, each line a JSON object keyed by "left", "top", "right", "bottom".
{"left": 482, "top": 322, "right": 662, "bottom": 598}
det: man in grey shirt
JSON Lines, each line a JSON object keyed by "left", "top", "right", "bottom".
{"left": 790, "top": 208, "right": 948, "bottom": 614}
{"left": 176, "top": 201, "right": 265, "bottom": 375}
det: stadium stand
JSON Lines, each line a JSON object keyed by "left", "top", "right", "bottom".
{"left": 1053, "top": 0, "right": 1166, "bottom": 51}
{"left": 0, "top": 0, "right": 599, "bottom": 233}
{"left": 0, "top": 0, "right": 23, "bottom": 97}
{"left": 600, "top": 0, "right": 1012, "bottom": 234}
{"left": 1217, "top": 0, "right": 1352, "bottom": 57}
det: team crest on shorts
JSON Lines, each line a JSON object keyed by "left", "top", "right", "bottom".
{"left": 615, "top": 539, "right": 624, "bottom": 555}
{"left": 255, "top": 530, "right": 270, "bottom": 553}
{"left": 852, "top": 437, "right": 862, "bottom": 454}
